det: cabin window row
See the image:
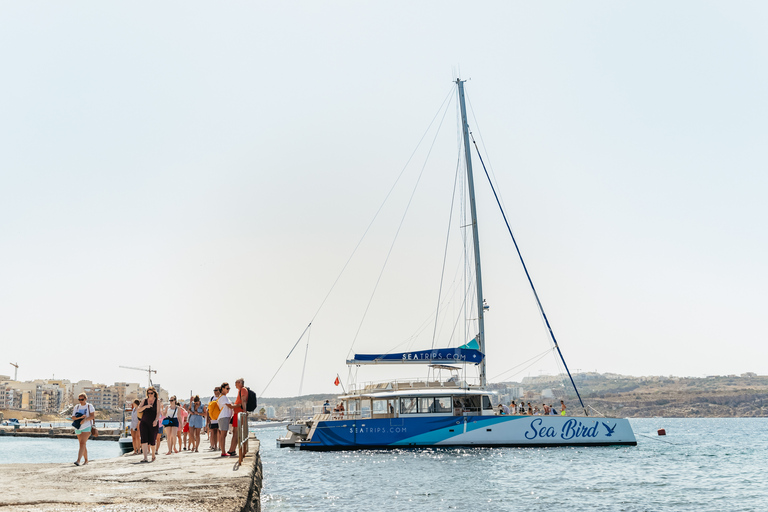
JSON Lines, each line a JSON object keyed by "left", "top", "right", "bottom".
{"left": 399, "top": 396, "right": 452, "bottom": 414}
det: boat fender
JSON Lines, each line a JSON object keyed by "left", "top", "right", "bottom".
{"left": 657, "top": 428, "right": 666, "bottom": 436}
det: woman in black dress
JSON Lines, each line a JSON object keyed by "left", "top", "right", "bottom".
{"left": 137, "top": 386, "right": 162, "bottom": 462}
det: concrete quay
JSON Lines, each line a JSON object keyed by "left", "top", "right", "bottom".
{"left": 0, "top": 436, "right": 262, "bottom": 512}
{"left": 0, "top": 426, "right": 120, "bottom": 441}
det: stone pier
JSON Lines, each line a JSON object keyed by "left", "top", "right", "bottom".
{"left": 0, "top": 435, "right": 262, "bottom": 512}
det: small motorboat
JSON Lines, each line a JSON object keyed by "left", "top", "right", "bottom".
{"left": 118, "top": 435, "right": 135, "bottom": 454}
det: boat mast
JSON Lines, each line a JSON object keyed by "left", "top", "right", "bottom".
{"left": 456, "top": 78, "right": 486, "bottom": 388}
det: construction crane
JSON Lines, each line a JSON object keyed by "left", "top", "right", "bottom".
{"left": 119, "top": 365, "right": 157, "bottom": 389}
{"left": 10, "top": 362, "right": 18, "bottom": 381}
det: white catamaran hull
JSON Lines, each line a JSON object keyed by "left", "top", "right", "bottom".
{"left": 294, "top": 414, "right": 636, "bottom": 450}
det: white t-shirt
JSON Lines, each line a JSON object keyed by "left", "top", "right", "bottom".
{"left": 217, "top": 395, "right": 232, "bottom": 419}
{"left": 75, "top": 403, "right": 95, "bottom": 430}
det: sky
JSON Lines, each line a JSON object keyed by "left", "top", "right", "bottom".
{"left": 1, "top": 1, "right": 767, "bottom": 399}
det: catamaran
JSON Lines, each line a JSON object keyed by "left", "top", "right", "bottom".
{"left": 278, "top": 79, "right": 636, "bottom": 450}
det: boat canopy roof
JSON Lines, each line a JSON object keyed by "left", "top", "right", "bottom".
{"left": 428, "top": 364, "right": 461, "bottom": 371}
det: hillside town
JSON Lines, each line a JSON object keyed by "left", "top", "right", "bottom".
{"left": 0, "top": 375, "right": 169, "bottom": 417}
{"left": 3, "top": 371, "right": 766, "bottom": 421}
{"left": 257, "top": 372, "right": 768, "bottom": 419}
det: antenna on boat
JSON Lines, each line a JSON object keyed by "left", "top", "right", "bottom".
{"left": 456, "top": 78, "right": 486, "bottom": 388}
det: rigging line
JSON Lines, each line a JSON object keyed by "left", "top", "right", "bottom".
{"left": 466, "top": 93, "right": 506, "bottom": 213}
{"left": 311, "top": 85, "right": 455, "bottom": 328}
{"left": 430, "top": 152, "right": 463, "bottom": 351}
{"left": 637, "top": 433, "right": 676, "bottom": 445}
{"left": 298, "top": 324, "right": 311, "bottom": 397}
{"left": 500, "top": 352, "right": 553, "bottom": 383}
{"left": 348, "top": 92, "right": 455, "bottom": 356}
{"left": 263, "top": 88, "right": 454, "bottom": 394}
{"left": 259, "top": 322, "right": 312, "bottom": 397}
{"left": 470, "top": 134, "right": 589, "bottom": 417}
{"left": 489, "top": 347, "right": 555, "bottom": 381}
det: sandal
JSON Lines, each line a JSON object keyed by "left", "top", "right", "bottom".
{"left": 73, "top": 461, "right": 80, "bottom": 466}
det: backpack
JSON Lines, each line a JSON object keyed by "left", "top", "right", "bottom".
{"left": 208, "top": 398, "right": 221, "bottom": 420}
{"left": 246, "top": 387, "right": 257, "bottom": 413}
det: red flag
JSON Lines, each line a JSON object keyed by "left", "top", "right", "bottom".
{"left": 334, "top": 376, "right": 340, "bottom": 386}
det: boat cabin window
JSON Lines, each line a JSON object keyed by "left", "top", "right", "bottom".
{"left": 399, "top": 396, "right": 453, "bottom": 414}
{"left": 418, "top": 397, "right": 434, "bottom": 413}
{"left": 400, "top": 397, "right": 418, "bottom": 414}
{"left": 372, "top": 399, "right": 389, "bottom": 415}
{"left": 347, "top": 399, "right": 360, "bottom": 416}
{"left": 454, "top": 395, "right": 482, "bottom": 413}
{"left": 482, "top": 395, "right": 493, "bottom": 410}
{"left": 435, "top": 396, "right": 452, "bottom": 413}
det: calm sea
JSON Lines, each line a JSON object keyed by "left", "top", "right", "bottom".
{"left": 2, "top": 419, "right": 765, "bottom": 511}
{"left": 260, "top": 418, "right": 768, "bottom": 511}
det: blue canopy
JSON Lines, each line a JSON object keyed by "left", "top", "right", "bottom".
{"left": 347, "top": 347, "right": 484, "bottom": 365}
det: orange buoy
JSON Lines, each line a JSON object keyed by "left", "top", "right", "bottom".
{"left": 657, "top": 428, "right": 666, "bottom": 436}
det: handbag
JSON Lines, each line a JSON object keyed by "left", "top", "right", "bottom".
{"left": 162, "top": 417, "right": 171, "bottom": 426}
{"left": 91, "top": 426, "right": 99, "bottom": 437}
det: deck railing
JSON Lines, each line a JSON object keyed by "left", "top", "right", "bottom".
{"left": 349, "top": 377, "right": 479, "bottom": 394}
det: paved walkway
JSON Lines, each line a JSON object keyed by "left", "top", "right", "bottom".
{"left": 0, "top": 436, "right": 261, "bottom": 512}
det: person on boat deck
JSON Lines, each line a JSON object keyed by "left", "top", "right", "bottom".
{"left": 322, "top": 400, "right": 331, "bottom": 414}
{"left": 72, "top": 393, "right": 96, "bottom": 466}
{"left": 497, "top": 404, "right": 504, "bottom": 415}
{"left": 527, "top": 402, "right": 533, "bottom": 415}
{"left": 543, "top": 403, "right": 550, "bottom": 415}
{"left": 501, "top": 403, "right": 510, "bottom": 415}
{"left": 549, "top": 404, "right": 557, "bottom": 416}
{"left": 560, "top": 400, "right": 566, "bottom": 416}
{"left": 533, "top": 406, "right": 540, "bottom": 415}
{"left": 509, "top": 401, "right": 516, "bottom": 415}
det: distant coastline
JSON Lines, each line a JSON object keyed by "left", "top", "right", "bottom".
{"left": 258, "top": 373, "right": 768, "bottom": 419}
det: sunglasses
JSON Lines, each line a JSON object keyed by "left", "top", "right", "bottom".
{"left": 78, "top": 398, "right": 85, "bottom": 401}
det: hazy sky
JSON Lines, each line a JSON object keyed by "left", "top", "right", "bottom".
{"left": 2, "top": 2, "right": 766, "bottom": 399}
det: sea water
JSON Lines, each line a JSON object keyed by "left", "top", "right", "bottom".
{"left": 0, "top": 421, "right": 123, "bottom": 464}
{"left": 0, "top": 436, "right": 122, "bottom": 464}
{"left": 260, "top": 418, "right": 768, "bottom": 511}
{"left": 2, "top": 418, "right": 765, "bottom": 510}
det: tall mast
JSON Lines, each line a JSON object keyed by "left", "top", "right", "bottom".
{"left": 456, "top": 79, "right": 486, "bottom": 387}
